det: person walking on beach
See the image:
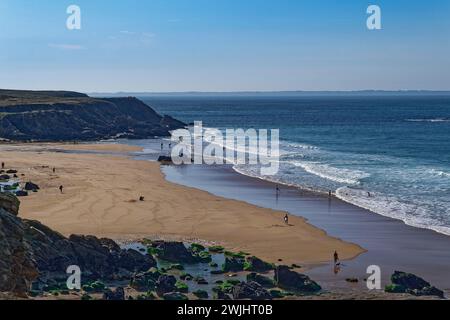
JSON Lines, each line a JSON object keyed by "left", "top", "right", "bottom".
{"left": 53, "top": 167, "right": 56, "bottom": 173}
{"left": 329, "top": 190, "right": 332, "bottom": 198}
{"left": 161, "top": 142, "right": 164, "bottom": 150}
{"left": 334, "top": 251, "right": 340, "bottom": 265}
{"left": 59, "top": 185, "right": 64, "bottom": 194}
{"left": 1, "top": 162, "right": 4, "bottom": 169}
{"left": 276, "top": 185, "right": 280, "bottom": 196}
{"left": 284, "top": 214, "right": 289, "bottom": 225}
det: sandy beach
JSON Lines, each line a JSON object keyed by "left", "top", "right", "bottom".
{"left": 0, "top": 143, "right": 363, "bottom": 267}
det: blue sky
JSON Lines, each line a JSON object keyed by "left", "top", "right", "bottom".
{"left": 0, "top": 0, "right": 449, "bottom": 92}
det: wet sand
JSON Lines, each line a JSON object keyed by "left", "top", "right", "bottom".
{"left": 0, "top": 143, "right": 362, "bottom": 267}
{"left": 162, "top": 164, "right": 450, "bottom": 293}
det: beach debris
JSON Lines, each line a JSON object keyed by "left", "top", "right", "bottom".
{"left": 247, "top": 273, "right": 276, "bottom": 288}
{"left": 274, "top": 265, "right": 322, "bottom": 293}
{"left": 385, "top": 271, "right": 444, "bottom": 298}
{"left": 232, "top": 281, "right": 272, "bottom": 300}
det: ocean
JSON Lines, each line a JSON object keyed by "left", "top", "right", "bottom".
{"left": 141, "top": 95, "right": 450, "bottom": 236}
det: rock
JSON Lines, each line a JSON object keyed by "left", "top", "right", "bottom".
{"left": 24, "top": 182, "right": 40, "bottom": 191}
{"left": 103, "top": 287, "right": 125, "bottom": 300}
{"left": 193, "top": 290, "right": 209, "bottom": 299}
{"left": 131, "top": 269, "right": 161, "bottom": 291}
{"left": 151, "top": 241, "right": 196, "bottom": 263}
{"left": 213, "top": 288, "right": 232, "bottom": 300}
{"left": 274, "top": 266, "right": 321, "bottom": 293}
{"left": 387, "top": 271, "right": 444, "bottom": 298}
{"left": 156, "top": 275, "right": 177, "bottom": 297}
{"left": 0, "top": 174, "right": 10, "bottom": 181}
{"left": 15, "top": 191, "right": 28, "bottom": 197}
{"left": 232, "top": 281, "right": 272, "bottom": 300}
{"left": 6, "top": 170, "right": 17, "bottom": 174}
{"left": 247, "top": 273, "right": 275, "bottom": 288}
{"left": 346, "top": 278, "right": 359, "bottom": 283}
{"left": 0, "top": 207, "right": 39, "bottom": 297}
{"left": 222, "top": 257, "right": 245, "bottom": 272}
{"left": 163, "top": 292, "right": 189, "bottom": 301}
{"left": 244, "top": 256, "right": 274, "bottom": 273}
{"left": 195, "top": 277, "right": 209, "bottom": 285}
{"left": 0, "top": 193, "right": 20, "bottom": 215}
{"left": 157, "top": 156, "right": 173, "bottom": 164}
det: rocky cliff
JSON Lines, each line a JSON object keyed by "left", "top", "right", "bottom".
{"left": 0, "top": 194, "right": 156, "bottom": 297}
{"left": 0, "top": 89, "right": 185, "bottom": 141}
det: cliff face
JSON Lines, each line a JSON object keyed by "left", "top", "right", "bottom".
{"left": 0, "top": 194, "right": 156, "bottom": 297}
{"left": 0, "top": 90, "right": 185, "bottom": 141}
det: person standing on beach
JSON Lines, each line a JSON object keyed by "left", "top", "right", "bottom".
{"left": 161, "top": 143, "right": 164, "bottom": 150}
{"left": 1, "top": 162, "right": 4, "bottom": 169}
{"left": 59, "top": 185, "right": 64, "bottom": 194}
{"left": 284, "top": 214, "right": 289, "bottom": 225}
{"left": 276, "top": 185, "right": 280, "bottom": 196}
{"left": 334, "top": 251, "right": 339, "bottom": 265}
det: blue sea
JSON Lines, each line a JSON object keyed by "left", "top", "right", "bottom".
{"left": 142, "top": 95, "right": 450, "bottom": 236}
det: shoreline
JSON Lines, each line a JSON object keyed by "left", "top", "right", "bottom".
{"left": 0, "top": 142, "right": 363, "bottom": 268}
{"left": 161, "top": 162, "right": 450, "bottom": 292}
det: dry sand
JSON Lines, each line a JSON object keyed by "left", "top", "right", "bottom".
{"left": 1, "top": 143, "right": 364, "bottom": 266}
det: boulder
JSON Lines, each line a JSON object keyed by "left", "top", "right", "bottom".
{"left": 6, "top": 170, "right": 17, "bottom": 174}
{"left": 151, "top": 241, "right": 196, "bottom": 263}
{"left": 15, "top": 191, "right": 28, "bottom": 197}
{"left": 244, "top": 256, "right": 274, "bottom": 273}
{"left": 103, "top": 287, "right": 125, "bottom": 300}
{"left": 163, "top": 292, "right": 189, "bottom": 301}
{"left": 387, "top": 271, "right": 444, "bottom": 298}
{"left": 222, "top": 257, "right": 245, "bottom": 272}
{"left": 193, "top": 290, "right": 209, "bottom": 299}
{"left": 157, "top": 156, "right": 173, "bottom": 164}
{"left": 274, "top": 266, "right": 321, "bottom": 293}
{"left": 24, "top": 182, "right": 40, "bottom": 191}
{"left": 0, "top": 207, "right": 39, "bottom": 297}
{"left": 156, "top": 275, "right": 177, "bottom": 297}
{"left": 247, "top": 273, "right": 275, "bottom": 288}
{"left": 232, "top": 281, "right": 272, "bottom": 300}
{"left": 131, "top": 269, "right": 161, "bottom": 291}
{"left": 0, "top": 174, "right": 10, "bottom": 181}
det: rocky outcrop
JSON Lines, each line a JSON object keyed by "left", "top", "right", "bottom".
{"left": 274, "top": 266, "right": 321, "bottom": 293}
{"left": 222, "top": 256, "right": 245, "bottom": 272}
{"left": 244, "top": 256, "right": 274, "bottom": 273}
{"left": 385, "top": 271, "right": 444, "bottom": 298}
{"left": 150, "top": 241, "right": 196, "bottom": 263}
{"left": 232, "top": 281, "right": 272, "bottom": 300}
{"left": 155, "top": 275, "right": 177, "bottom": 297}
{"left": 103, "top": 287, "right": 125, "bottom": 300}
{"left": 246, "top": 273, "right": 275, "bottom": 288}
{"left": 0, "top": 207, "right": 38, "bottom": 297}
{"left": 0, "top": 90, "right": 186, "bottom": 141}
{"left": 24, "top": 182, "right": 40, "bottom": 191}
{"left": 1, "top": 193, "right": 157, "bottom": 297}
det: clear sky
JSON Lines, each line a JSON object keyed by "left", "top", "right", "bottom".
{"left": 0, "top": 0, "right": 449, "bottom": 92}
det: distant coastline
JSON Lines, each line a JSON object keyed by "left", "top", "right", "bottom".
{"left": 89, "top": 90, "right": 450, "bottom": 98}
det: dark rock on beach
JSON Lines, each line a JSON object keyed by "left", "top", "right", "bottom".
{"left": 150, "top": 241, "right": 196, "bottom": 263}
{"left": 222, "top": 256, "right": 245, "bottom": 272}
{"left": 232, "top": 281, "right": 272, "bottom": 300}
{"left": 385, "top": 271, "right": 444, "bottom": 298}
{"left": 156, "top": 275, "right": 177, "bottom": 297}
{"left": 275, "top": 266, "right": 321, "bottom": 293}
{"left": 103, "top": 287, "right": 125, "bottom": 300}
{"left": 24, "top": 182, "right": 40, "bottom": 191}
{"left": 247, "top": 273, "right": 275, "bottom": 288}
{"left": 244, "top": 256, "right": 274, "bottom": 273}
